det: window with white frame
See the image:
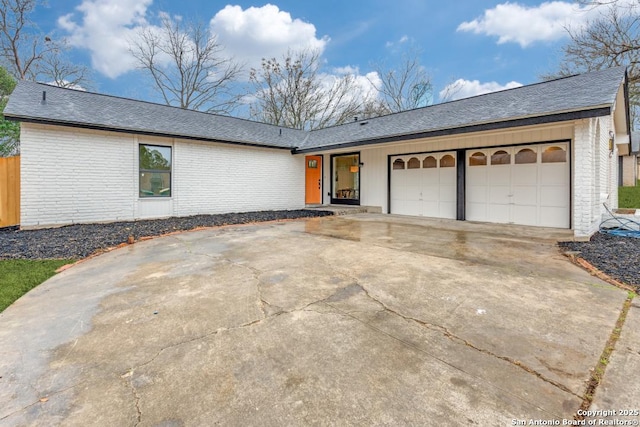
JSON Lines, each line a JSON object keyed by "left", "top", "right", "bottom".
{"left": 139, "top": 144, "right": 172, "bottom": 197}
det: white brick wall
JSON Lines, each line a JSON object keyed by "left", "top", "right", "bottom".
{"left": 20, "top": 124, "right": 304, "bottom": 227}
{"left": 173, "top": 139, "right": 304, "bottom": 216}
{"left": 21, "top": 124, "right": 137, "bottom": 227}
{"left": 622, "top": 154, "right": 638, "bottom": 186}
{"left": 572, "top": 117, "right": 619, "bottom": 237}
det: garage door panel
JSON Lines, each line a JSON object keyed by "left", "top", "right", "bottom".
{"left": 512, "top": 165, "right": 537, "bottom": 185}
{"left": 466, "top": 144, "right": 569, "bottom": 229}
{"left": 540, "top": 164, "right": 567, "bottom": 185}
{"left": 467, "top": 185, "right": 487, "bottom": 203}
{"left": 440, "top": 185, "right": 456, "bottom": 202}
{"left": 467, "top": 202, "right": 487, "bottom": 222}
{"left": 440, "top": 169, "right": 456, "bottom": 185}
{"left": 390, "top": 152, "right": 456, "bottom": 219}
{"left": 540, "top": 186, "right": 569, "bottom": 207}
{"left": 488, "top": 205, "right": 510, "bottom": 223}
{"left": 488, "top": 167, "right": 510, "bottom": 184}
{"left": 539, "top": 206, "right": 569, "bottom": 228}
{"left": 488, "top": 186, "right": 510, "bottom": 204}
{"left": 512, "top": 186, "right": 537, "bottom": 205}
{"left": 512, "top": 205, "right": 538, "bottom": 226}
{"left": 391, "top": 199, "right": 421, "bottom": 216}
{"left": 439, "top": 201, "right": 456, "bottom": 218}
{"left": 422, "top": 201, "right": 439, "bottom": 217}
{"left": 421, "top": 169, "right": 438, "bottom": 186}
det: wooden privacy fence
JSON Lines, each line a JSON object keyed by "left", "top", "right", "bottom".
{"left": 0, "top": 156, "right": 20, "bottom": 228}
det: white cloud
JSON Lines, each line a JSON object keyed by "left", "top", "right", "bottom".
{"left": 59, "top": 0, "right": 152, "bottom": 78}
{"left": 438, "top": 79, "right": 522, "bottom": 101}
{"left": 210, "top": 4, "right": 329, "bottom": 70}
{"left": 59, "top": 2, "right": 328, "bottom": 80}
{"left": 457, "top": 1, "right": 600, "bottom": 47}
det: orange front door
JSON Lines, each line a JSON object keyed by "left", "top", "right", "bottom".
{"left": 305, "top": 155, "right": 322, "bottom": 204}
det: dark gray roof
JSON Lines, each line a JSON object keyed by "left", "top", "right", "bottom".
{"left": 301, "top": 66, "right": 628, "bottom": 152}
{"left": 4, "top": 81, "right": 306, "bottom": 149}
{"left": 4, "top": 67, "right": 627, "bottom": 152}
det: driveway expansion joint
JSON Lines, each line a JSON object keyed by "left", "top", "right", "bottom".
{"left": 575, "top": 292, "right": 635, "bottom": 420}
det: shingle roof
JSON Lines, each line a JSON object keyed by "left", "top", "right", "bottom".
{"left": 4, "top": 66, "right": 627, "bottom": 152}
{"left": 300, "top": 66, "right": 627, "bottom": 152}
{"left": 4, "top": 81, "right": 306, "bottom": 149}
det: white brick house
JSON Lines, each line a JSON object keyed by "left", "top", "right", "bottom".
{"left": 5, "top": 67, "right": 631, "bottom": 238}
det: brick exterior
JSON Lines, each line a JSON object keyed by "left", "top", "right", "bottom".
{"left": 20, "top": 124, "right": 304, "bottom": 227}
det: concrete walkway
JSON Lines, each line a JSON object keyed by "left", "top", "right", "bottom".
{"left": 0, "top": 214, "right": 638, "bottom": 426}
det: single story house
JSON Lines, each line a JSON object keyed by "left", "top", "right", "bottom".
{"left": 4, "top": 66, "right": 632, "bottom": 238}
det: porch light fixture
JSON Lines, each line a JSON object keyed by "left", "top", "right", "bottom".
{"left": 609, "top": 130, "right": 615, "bottom": 153}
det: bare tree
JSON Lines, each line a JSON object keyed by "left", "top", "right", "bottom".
{"left": 39, "top": 43, "right": 92, "bottom": 89}
{"left": 368, "top": 48, "right": 433, "bottom": 115}
{"left": 0, "top": 0, "right": 90, "bottom": 86}
{"left": 129, "top": 14, "right": 242, "bottom": 114}
{"left": 248, "top": 49, "right": 370, "bottom": 130}
{"left": 544, "top": 4, "right": 640, "bottom": 125}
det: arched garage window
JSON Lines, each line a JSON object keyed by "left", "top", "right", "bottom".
{"left": 440, "top": 155, "right": 455, "bottom": 168}
{"left": 393, "top": 159, "right": 405, "bottom": 170}
{"left": 491, "top": 150, "right": 510, "bottom": 165}
{"left": 407, "top": 157, "right": 421, "bottom": 169}
{"left": 515, "top": 148, "right": 537, "bottom": 164}
{"left": 469, "top": 152, "right": 487, "bottom": 166}
{"left": 542, "top": 146, "right": 566, "bottom": 163}
{"left": 423, "top": 156, "right": 437, "bottom": 168}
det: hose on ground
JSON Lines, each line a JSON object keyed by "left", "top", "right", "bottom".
{"left": 599, "top": 203, "right": 640, "bottom": 238}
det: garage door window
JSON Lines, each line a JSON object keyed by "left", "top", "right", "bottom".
{"left": 469, "top": 152, "right": 487, "bottom": 166}
{"left": 423, "top": 156, "right": 437, "bottom": 168}
{"left": 393, "top": 159, "right": 405, "bottom": 170}
{"left": 440, "top": 154, "right": 455, "bottom": 167}
{"left": 515, "top": 148, "right": 537, "bottom": 164}
{"left": 407, "top": 157, "right": 421, "bottom": 169}
{"left": 139, "top": 144, "right": 172, "bottom": 197}
{"left": 542, "top": 146, "right": 566, "bottom": 163}
{"left": 491, "top": 150, "right": 510, "bottom": 165}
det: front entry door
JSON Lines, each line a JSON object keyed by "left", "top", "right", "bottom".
{"left": 305, "top": 156, "right": 322, "bottom": 204}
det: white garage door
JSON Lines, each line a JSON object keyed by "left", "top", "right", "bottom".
{"left": 466, "top": 144, "right": 570, "bottom": 228}
{"left": 390, "top": 152, "right": 457, "bottom": 219}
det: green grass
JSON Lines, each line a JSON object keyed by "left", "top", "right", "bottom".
{"left": 619, "top": 180, "right": 640, "bottom": 209}
{"left": 0, "top": 259, "right": 75, "bottom": 312}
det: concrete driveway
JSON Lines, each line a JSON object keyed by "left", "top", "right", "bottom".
{"left": 1, "top": 214, "right": 638, "bottom": 426}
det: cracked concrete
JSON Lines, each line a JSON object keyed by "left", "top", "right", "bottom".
{"left": 0, "top": 214, "right": 635, "bottom": 426}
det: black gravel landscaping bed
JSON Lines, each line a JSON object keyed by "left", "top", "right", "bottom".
{"left": 0, "top": 210, "right": 333, "bottom": 260}
{"left": 559, "top": 232, "right": 640, "bottom": 292}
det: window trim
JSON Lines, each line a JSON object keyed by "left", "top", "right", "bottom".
{"left": 139, "top": 143, "right": 172, "bottom": 198}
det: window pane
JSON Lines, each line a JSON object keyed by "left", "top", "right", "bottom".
{"left": 423, "top": 156, "right": 437, "bottom": 168}
{"left": 333, "top": 154, "right": 360, "bottom": 200}
{"left": 407, "top": 157, "right": 420, "bottom": 169}
{"left": 515, "top": 148, "right": 537, "bottom": 164}
{"left": 140, "top": 145, "right": 171, "bottom": 170}
{"left": 491, "top": 150, "right": 510, "bottom": 165}
{"left": 140, "top": 172, "right": 171, "bottom": 197}
{"left": 393, "top": 159, "right": 405, "bottom": 170}
{"left": 440, "top": 154, "right": 455, "bottom": 168}
{"left": 542, "top": 146, "right": 566, "bottom": 163}
{"left": 469, "top": 152, "right": 486, "bottom": 166}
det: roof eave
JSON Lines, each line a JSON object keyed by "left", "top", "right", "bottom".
{"left": 292, "top": 106, "right": 613, "bottom": 154}
{"left": 5, "top": 115, "right": 296, "bottom": 151}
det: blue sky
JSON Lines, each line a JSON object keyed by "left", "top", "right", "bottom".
{"left": 30, "top": 1, "right": 616, "bottom": 111}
